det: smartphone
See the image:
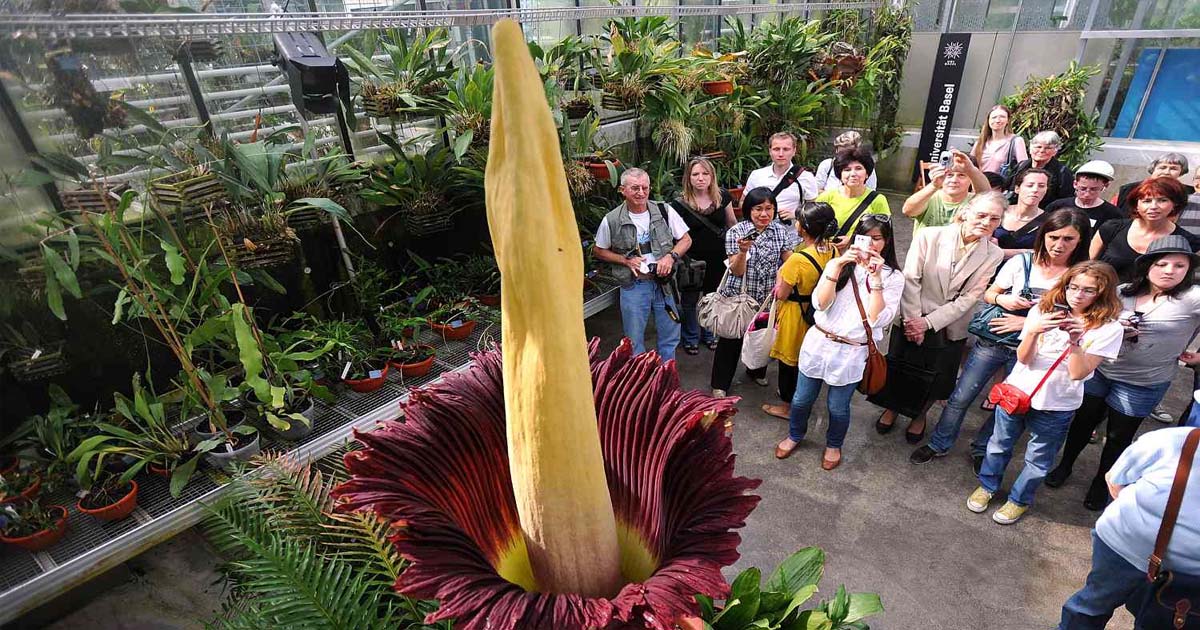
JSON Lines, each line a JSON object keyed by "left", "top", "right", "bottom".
{"left": 1053, "top": 302, "right": 1072, "bottom": 314}
{"left": 743, "top": 230, "right": 762, "bottom": 241}
{"left": 938, "top": 150, "right": 952, "bottom": 169}
{"left": 853, "top": 234, "right": 871, "bottom": 251}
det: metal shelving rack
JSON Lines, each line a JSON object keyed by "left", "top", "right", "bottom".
{"left": 0, "top": 279, "right": 620, "bottom": 625}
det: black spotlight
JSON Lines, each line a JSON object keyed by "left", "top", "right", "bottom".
{"left": 273, "top": 31, "right": 350, "bottom": 119}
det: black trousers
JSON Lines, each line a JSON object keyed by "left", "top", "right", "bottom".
{"left": 1055, "top": 394, "right": 1145, "bottom": 498}
{"left": 710, "top": 336, "right": 767, "bottom": 391}
{"left": 778, "top": 362, "right": 799, "bottom": 404}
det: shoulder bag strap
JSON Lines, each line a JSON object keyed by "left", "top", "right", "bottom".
{"left": 653, "top": 201, "right": 678, "bottom": 244}
{"left": 673, "top": 199, "right": 726, "bottom": 238}
{"left": 1004, "top": 136, "right": 1017, "bottom": 167}
{"left": 849, "top": 273, "right": 880, "bottom": 354}
{"left": 771, "top": 164, "right": 804, "bottom": 198}
{"left": 1027, "top": 343, "right": 1075, "bottom": 399}
{"left": 1148, "top": 427, "right": 1200, "bottom": 581}
{"left": 835, "top": 190, "right": 881, "bottom": 238}
{"left": 790, "top": 250, "right": 825, "bottom": 301}
{"left": 1014, "top": 212, "right": 1047, "bottom": 237}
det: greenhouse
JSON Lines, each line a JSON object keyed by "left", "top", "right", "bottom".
{"left": 0, "top": 1, "right": 1199, "bottom": 629}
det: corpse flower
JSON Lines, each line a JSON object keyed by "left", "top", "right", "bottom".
{"left": 332, "top": 20, "right": 760, "bottom": 630}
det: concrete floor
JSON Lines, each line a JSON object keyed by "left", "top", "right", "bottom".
{"left": 25, "top": 192, "right": 1191, "bottom": 629}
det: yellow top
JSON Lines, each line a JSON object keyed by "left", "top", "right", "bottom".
{"left": 769, "top": 245, "right": 835, "bottom": 366}
{"left": 815, "top": 188, "right": 891, "bottom": 235}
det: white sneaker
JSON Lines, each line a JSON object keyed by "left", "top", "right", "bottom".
{"left": 754, "top": 377, "right": 769, "bottom": 387}
{"left": 712, "top": 389, "right": 727, "bottom": 397}
{"left": 1149, "top": 404, "right": 1174, "bottom": 424}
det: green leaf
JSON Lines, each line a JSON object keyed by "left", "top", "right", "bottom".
{"left": 249, "top": 269, "right": 287, "bottom": 295}
{"left": 12, "top": 169, "right": 57, "bottom": 188}
{"left": 716, "top": 567, "right": 761, "bottom": 630}
{"left": 112, "top": 287, "right": 129, "bottom": 324}
{"left": 65, "top": 228, "right": 80, "bottom": 268}
{"left": 160, "top": 239, "right": 186, "bottom": 285}
{"left": 827, "top": 586, "right": 849, "bottom": 624}
{"left": 843, "top": 593, "right": 883, "bottom": 623}
{"left": 43, "top": 245, "right": 82, "bottom": 298}
{"left": 170, "top": 455, "right": 200, "bottom": 498}
{"left": 780, "top": 585, "right": 818, "bottom": 622}
{"left": 759, "top": 590, "right": 792, "bottom": 615}
{"left": 291, "top": 197, "right": 350, "bottom": 222}
{"left": 766, "top": 547, "right": 825, "bottom": 595}
{"left": 785, "top": 610, "right": 831, "bottom": 630}
{"left": 453, "top": 131, "right": 473, "bottom": 161}
{"left": 231, "top": 303, "right": 272, "bottom": 403}
{"left": 44, "top": 266, "right": 66, "bottom": 320}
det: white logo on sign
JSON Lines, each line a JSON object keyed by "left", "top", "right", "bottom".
{"left": 943, "top": 42, "right": 965, "bottom": 60}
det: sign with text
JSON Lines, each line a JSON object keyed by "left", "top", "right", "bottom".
{"left": 913, "top": 32, "right": 972, "bottom": 182}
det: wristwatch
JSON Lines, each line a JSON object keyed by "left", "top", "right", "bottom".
{"left": 669, "top": 251, "right": 681, "bottom": 262}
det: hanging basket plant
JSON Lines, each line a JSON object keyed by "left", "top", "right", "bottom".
{"left": 360, "top": 82, "right": 402, "bottom": 119}
{"left": 7, "top": 342, "right": 69, "bottom": 384}
{"left": 600, "top": 91, "right": 635, "bottom": 112}
{"left": 45, "top": 50, "right": 126, "bottom": 139}
{"left": 563, "top": 96, "right": 595, "bottom": 120}
{"left": 174, "top": 39, "right": 224, "bottom": 63}
{"left": 217, "top": 208, "right": 300, "bottom": 269}
{"left": 59, "top": 181, "right": 129, "bottom": 219}
{"left": 149, "top": 168, "right": 226, "bottom": 224}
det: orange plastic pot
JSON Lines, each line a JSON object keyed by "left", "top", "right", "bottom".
{"left": 701, "top": 79, "right": 734, "bottom": 95}
{"left": 390, "top": 347, "right": 437, "bottom": 378}
{"left": 0, "top": 475, "right": 42, "bottom": 505}
{"left": 1, "top": 505, "right": 69, "bottom": 552}
{"left": 344, "top": 363, "right": 389, "bottom": 393}
{"left": 431, "top": 319, "right": 477, "bottom": 341}
{"left": 77, "top": 480, "right": 139, "bottom": 522}
{"left": 583, "top": 158, "right": 621, "bottom": 180}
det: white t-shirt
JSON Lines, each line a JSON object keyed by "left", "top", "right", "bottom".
{"left": 992, "top": 254, "right": 1060, "bottom": 302}
{"left": 743, "top": 165, "right": 819, "bottom": 212}
{"left": 1004, "top": 307, "right": 1124, "bottom": 411}
{"left": 594, "top": 203, "right": 689, "bottom": 264}
{"left": 815, "top": 157, "right": 879, "bottom": 193}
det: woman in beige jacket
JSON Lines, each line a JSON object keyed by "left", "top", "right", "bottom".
{"left": 873, "top": 192, "right": 1008, "bottom": 442}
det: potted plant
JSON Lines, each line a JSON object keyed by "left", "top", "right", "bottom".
{"left": 0, "top": 501, "right": 70, "bottom": 552}
{"left": 342, "top": 28, "right": 455, "bottom": 120}
{"left": 0, "top": 470, "right": 42, "bottom": 505}
{"left": 428, "top": 297, "right": 486, "bottom": 341}
{"left": 69, "top": 373, "right": 201, "bottom": 498}
{"left": 9, "top": 385, "right": 88, "bottom": 492}
{"left": 383, "top": 343, "right": 437, "bottom": 378}
{"left": 562, "top": 94, "right": 595, "bottom": 120}
{"left": 462, "top": 255, "right": 501, "bottom": 305}
{"left": 215, "top": 206, "right": 300, "bottom": 270}
{"left": 358, "top": 145, "right": 480, "bottom": 238}
{"left": 342, "top": 354, "right": 390, "bottom": 393}
{"left": 148, "top": 165, "right": 226, "bottom": 224}
{"left": 1, "top": 323, "right": 69, "bottom": 384}
{"left": 75, "top": 471, "right": 139, "bottom": 522}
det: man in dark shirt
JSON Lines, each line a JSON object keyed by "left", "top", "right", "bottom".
{"left": 1004, "top": 130, "right": 1075, "bottom": 208}
{"left": 1046, "top": 160, "right": 1124, "bottom": 230}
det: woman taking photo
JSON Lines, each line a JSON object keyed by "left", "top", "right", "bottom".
{"left": 1091, "top": 176, "right": 1200, "bottom": 282}
{"left": 762, "top": 202, "right": 838, "bottom": 419}
{"left": 710, "top": 187, "right": 794, "bottom": 397}
{"left": 994, "top": 168, "right": 1050, "bottom": 259}
{"left": 815, "top": 147, "right": 891, "bottom": 249}
{"left": 774, "top": 215, "right": 903, "bottom": 470}
{"left": 911, "top": 209, "right": 1092, "bottom": 469}
{"left": 1046, "top": 236, "right": 1200, "bottom": 510}
{"left": 671, "top": 157, "right": 736, "bottom": 354}
{"left": 873, "top": 193, "right": 1006, "bottom": 442}
{"left": 968, "top": 261, "right": 1124, "bottom": 525}
{"left": 971, "top": 105, "right": 1027, "bottom": 177}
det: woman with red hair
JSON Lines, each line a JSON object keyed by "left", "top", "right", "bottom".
{"left": 1089, "top": 177, "right": 1200, "bottom": 282}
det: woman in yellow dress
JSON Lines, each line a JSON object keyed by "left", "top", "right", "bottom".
{"left": 763, "top": 202, "right": 838, "bottom": 418}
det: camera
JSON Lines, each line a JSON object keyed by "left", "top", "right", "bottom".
{"left": 938, "top": 150, "right": 952, "bottom": 169}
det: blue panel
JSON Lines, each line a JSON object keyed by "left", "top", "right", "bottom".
{"left": 1111, "top": 48, "right": 1160, "bottom": 138}
{"left": 1130, "top": 49, "right": 1200, "bottom": 142}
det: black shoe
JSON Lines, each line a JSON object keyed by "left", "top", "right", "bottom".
{"left": 875, "top": 411, "right": 896, "bottom": 435}
{"left": 905, "top": 422, "right": 926, "bottom": 445}
{"left": 705, "top": 340, "right": 719, "bottom": 350}
{"left": 1083, "top": 480, "right": 1109, "bottom": 511}
{"left": 909, "top": 445, "right": 945, "bottom": 465}
{"left": 683, "top": 345, "right": 700, "bottom": 355}
{"left": 1044, "top": 466, "right": 1071, "bottom": 488}
{"left": 972, "top": 455, "right": 985, "bottom": 475}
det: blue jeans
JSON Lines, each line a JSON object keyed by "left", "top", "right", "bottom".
{"left": 1084, "top": 371, "right": 1172, "bottom": 418}
{"left": 979, "top": 406, "right": 1075, "bottom": 506}
{"left": 1059, "top": 531, "right": 1150, "bottom": 629}
{"left": 927, "top": 339, "right": 1015, "bottom": 456}
{"left": 619, "top": 280, "right": 681, "bottom": 361}
{"left": 679, "top": 290, "right": 714, "bottom": 347}
{"left": 788, "top": 371, "right": 859, "bottom": 448}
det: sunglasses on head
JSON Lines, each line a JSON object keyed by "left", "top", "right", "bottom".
{"left": 862, "top": 214, "right": 891, "bottom": 223}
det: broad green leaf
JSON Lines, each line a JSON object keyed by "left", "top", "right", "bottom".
{"left": 780, "top": 585, "right": 818, "bottom": 621}
{"left": 170, "top": 455, "right": 200, "bottom": 498}
{"left": 160, "top": 239, "right": 186, "bottom": 285}
{"left": 784, "top": 610, "right": 831, "bottom": 630}
{"left": 453, "top": 131, "right": 473, "bottom": 161}
{"left": 766, "top": 548, "right": 825, "bottom": 595}
{"left": 43, "top": 245, "right": 82, "bottom": 298}
{"left": 265, "top": 412, "right": 291, "bottom": 432}
{"left": 716, "top": 568, "right": 761, "bottom": 630}
{"left": 231, "top": 303, "right": 271, "bottom": 403}
{"left": 291, "top": 197, "right": 351, "bottom": 221}
{"left": 826, "top": 586, "right": 849, "bottom": 624}
{"left": 843, "top": 593, "right": 883, "bottom": 623}
{"left": 65, "top": 228, "right": 80, "bottom": 268}
{"left": 44, "top": 267, "right": 66, "bottom": 320}
{"left": 759, "top": 590, "right": 792, "bottom": 615}
{"left": 12, "top": 169, "right": 57, "bottom": 188}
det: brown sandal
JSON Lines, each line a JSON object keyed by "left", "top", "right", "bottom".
{"left": 821, "top": 449, "right": 842, "bottom": 471}
{"left": 775, "top": 438, "right": 799, "bottom": 459}
{"left": 761, "top": 403, "right": 790, "bottom": 419}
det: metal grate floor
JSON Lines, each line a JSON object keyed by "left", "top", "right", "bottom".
{"left": 0, "top": 288, "right": 619, "bottom": 623}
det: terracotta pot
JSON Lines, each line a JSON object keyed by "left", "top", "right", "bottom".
{"left": 676, "top": 617, "right": 707, "bottom": 630}
{"left": 729, "top": 185, "right": 745, "bottom": 205}
{"left": 701, "top": 79, "right": 734, "bottom": 95}
{"left": 477, "top": 294, "right": 500, "bottom": 307}
{"left": 1, "top": 475, "right": 42, "bottom": 505}
{"left": 390, "top": 347, "right": 437, "bottom": 378}
{"left": 1, "top": 505, "right": 69, "bottom": 552}
{"left": 344, "top": 363, "right": 389, "bottom": 393}
{"left": 148, "top": 463, "right": 171, "bottom": 478}
{"left": 431, "top": 319, "right": 477, "bottom": 341}
{"left": 77, "top": 480, "right": 139, "bottom": 521}
{"left": 583, "top": 158, "right": 620, "bottom": 180}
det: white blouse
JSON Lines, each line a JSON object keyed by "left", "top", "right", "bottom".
{"left": 796, "top": 265, "right": 904, "bottom": 386}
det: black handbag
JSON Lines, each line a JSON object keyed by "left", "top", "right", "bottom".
{"left": 655, "top": 202, "right": 707, "bottom": 292}
{"left": 1137, "top": 428, "right": 1200, "bottom": 630}
{"left": 865, "top": 328, "right": 940, "bottom": 418}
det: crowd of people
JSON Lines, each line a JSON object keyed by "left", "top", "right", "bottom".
{"left": 591, "top": 117, "right": 1200, "bottom": 628}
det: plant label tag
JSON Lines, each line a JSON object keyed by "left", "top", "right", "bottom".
{"left": 368, "top": 369, "right": 383, "bottom": 379}
{"left": 450, "top": 319, "right": 463, "bottom": 328}
{"left": 75, "top": 488, "right": 88, "bottom": 499}
{"left": 29, "top": 348, "right": 43, "bottom": 360}
{"left": 341, "top": 362, "right": 352, "bottom": 380}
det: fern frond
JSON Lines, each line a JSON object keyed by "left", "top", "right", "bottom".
{"left": 244, "top": 454, "right": 335, "bottom": 545}
{"left": 325, "top": 510, "right": 407, "bottom": 585}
